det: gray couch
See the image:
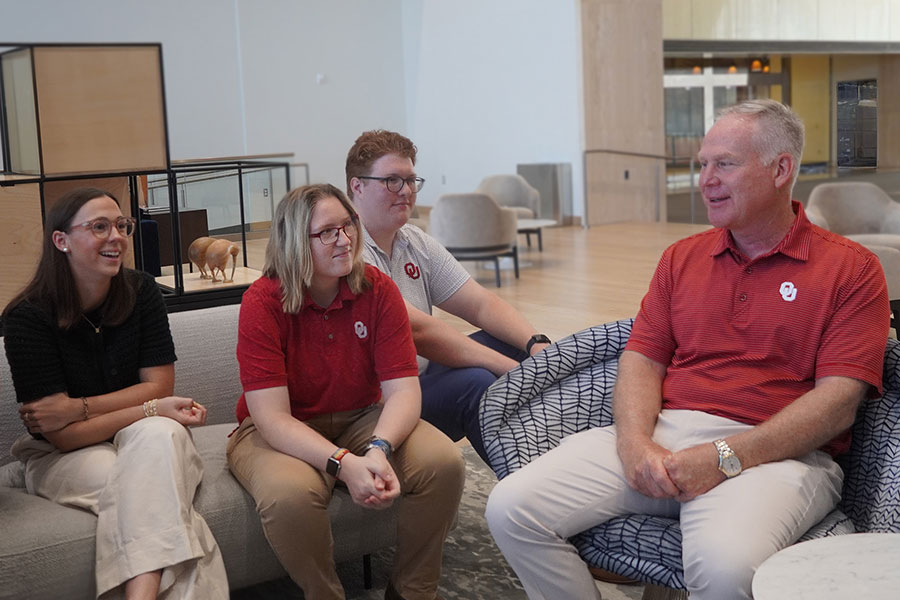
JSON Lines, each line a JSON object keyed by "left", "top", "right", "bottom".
{"left": 0, "top": 303, "right": 400, "bottom": 599}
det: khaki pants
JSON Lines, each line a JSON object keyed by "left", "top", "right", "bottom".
{"left": 12, "top": 417, "right": 229, "bottom": 599}
{"left": 226, "top": 405, "right": 465, "bottom": 600}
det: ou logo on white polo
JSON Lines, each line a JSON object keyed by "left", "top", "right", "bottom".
{"left": 779, "top": 281, "right": 798, "bottom": 302}
{"left": 354, "top": 321, "right": 368, "bottom": 339}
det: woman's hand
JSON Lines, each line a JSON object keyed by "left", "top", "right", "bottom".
{"left": 339, "top": 451, "right": 401, "bottom": 509}
{"left": 155, "top": 396, "right": 207, "bottom": 427}
{"left": 19, "top": 393, "right": 82, "bottom": 434}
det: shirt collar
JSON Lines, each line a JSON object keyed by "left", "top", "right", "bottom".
{"left": 362, "top": 223, "right": 408, "bottom": 258}
{"left": 300, "top": 277, "right": 357, "bottom": 312}
{"left": 711, "top": 200, "right": 812, "bottom": 262}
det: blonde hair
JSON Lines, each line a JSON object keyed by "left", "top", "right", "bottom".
{"left": 264, "top": 184, "right": 370, "bottom": 313}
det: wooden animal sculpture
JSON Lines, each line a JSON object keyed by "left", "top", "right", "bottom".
{"left": 205, "top": 238, "right": 240, "bottom": 283}
{"left": 188, "top": 237, "right": 217, "bottom": 279}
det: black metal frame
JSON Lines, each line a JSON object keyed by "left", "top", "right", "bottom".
{"left": 0, "top": 43, "right": 303, "bottom": 313}
{"left": 445, "top": 244, "right": 519, "bottom": 287}
{"left": 156, "top": 157, "right": 293, "bottom": 311}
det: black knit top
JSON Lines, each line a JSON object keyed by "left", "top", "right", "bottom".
{"left": 3, "top": 269, "right": 177, "bottom": 408}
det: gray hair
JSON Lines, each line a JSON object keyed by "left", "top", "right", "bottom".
{"left": 718, "top": 99, "right": 805, "bottom": 187}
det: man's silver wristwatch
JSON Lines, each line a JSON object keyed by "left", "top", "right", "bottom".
{"left": 714, "top": 439, "right": 742, "bottom": 478}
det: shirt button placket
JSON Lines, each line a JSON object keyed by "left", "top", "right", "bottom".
{"left": 324, "top": 313, "right": 333, "bottom": 340}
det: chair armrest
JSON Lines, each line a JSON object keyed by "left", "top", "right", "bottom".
{"left": 498, "top": 207, "right": 518, "bottom": 244}
{"left": 837, "top": 337, "right": 900, "bottom": 532}
{"left": 480, "top": 319, "right": 633, "bottom": 479}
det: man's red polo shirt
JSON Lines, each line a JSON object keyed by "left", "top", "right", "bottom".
{"left": 235, "top": 265, "right": 419, "bottom": 423}
{"left": 626, "top": 202, "right": 889, "bottom": 455}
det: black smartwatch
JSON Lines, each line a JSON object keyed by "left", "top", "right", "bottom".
{"left": 326, "top": 447, "right": 350, "bottom": 478}
{"left": 526, "top": 333, "right": 551, "bottom": 354}
{"left": 365, "top": 436, "right": 393, "bottom": 460}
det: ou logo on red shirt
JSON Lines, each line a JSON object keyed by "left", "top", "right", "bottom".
{"left": 405, "top": 262, "right": 420, "bottom": 280}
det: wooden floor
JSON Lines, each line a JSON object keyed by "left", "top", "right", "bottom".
{"left": 434, "top": 222, "right": 711, "bottom": 341}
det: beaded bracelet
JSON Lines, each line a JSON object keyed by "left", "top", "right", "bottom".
{"left": 142, "top": 398, "right": 158, "bottom": 418}
{"left": 81, "top": 396, "right": 89, "bottom": 421}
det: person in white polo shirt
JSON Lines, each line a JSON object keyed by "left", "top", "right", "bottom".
{"left": 345, "top": 129, "right": 550, "bottom": 463}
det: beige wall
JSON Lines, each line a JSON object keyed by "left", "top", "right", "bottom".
{"left": 0, "top": 184, "right": 43, "bottom": 310}
{"left": 791, "top": 55, "right": 831, "bottom": 164}
{"left": 878, "top": 55, "right": 900, "bottom": 168}
{"left": 664, "top": 0, "right": 900, "bottom": 41}
{"left": 582, "top": 0, "right": 666, "bottom": 225}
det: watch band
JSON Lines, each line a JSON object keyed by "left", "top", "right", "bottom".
{"left": 326, "top": 447, "right": 350, "bottom": 478}
{"left": 714, "top": 439, "right": 742, "bottom": 478}
{"left": 365, "top": 437, "right": 393, "bottom": 460}
{"left": 526, "top": 333, "right": 551, "bottom": 355}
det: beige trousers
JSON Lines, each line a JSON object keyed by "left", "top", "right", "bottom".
{"left": 226, "top": 405, "right": 466, "bottom": 600}
{"left": 486, "top": 410, "right": 844, "bottom": 600}
{"left": 12, "top": 417, "right": 229, "bottom": 599}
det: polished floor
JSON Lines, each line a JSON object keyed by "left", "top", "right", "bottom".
{"left": 233, "top": 220, "right": 710, "bottom": 342}
{"left": 431, "top": 221, "right": 710, "bottom": 341}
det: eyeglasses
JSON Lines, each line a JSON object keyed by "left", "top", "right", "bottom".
{"left": 71, "top": 216, "right": 137, "bottom": 239}
{"left": 357, "top": 175, "right": 425, "bottom": 193}
{"left": 310, "top": 215, "right": 359, "bottom": 246}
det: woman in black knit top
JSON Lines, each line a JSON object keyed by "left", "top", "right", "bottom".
{"left": 2, "top": 188, "right": 227, "bottom": 599}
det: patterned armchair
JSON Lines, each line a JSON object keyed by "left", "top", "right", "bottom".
{"left": 480, "top": 320, "right": 900, "bottom": 598}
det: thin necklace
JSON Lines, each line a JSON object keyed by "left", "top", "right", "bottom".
{"left": 82, "top": 313, "right": 102, "bottom": 334}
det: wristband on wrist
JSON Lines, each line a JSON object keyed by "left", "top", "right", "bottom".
{"left": 326, "top": 447, "right": 350, "bottom": 479}
{"left": 142, "top": 398, "right": 158, "bottom": 418}
{"left": 81, "top": 397, "right": 89, "bottom": 421}
{"left": 365, "top": 436, "right": 393, "bottom": 460}
{"left": 526, "top": 333, "right": 551, "bottom": 355}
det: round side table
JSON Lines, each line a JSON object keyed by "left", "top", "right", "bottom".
{"left": 752, "top": 532, "right": 900, "bottom": 600}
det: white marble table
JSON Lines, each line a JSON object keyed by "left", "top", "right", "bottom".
{"left": 752, "top": 533, "right": 900, "bottom": 600}
{"left": 516, "top": 218, "right": 558, "bottom": 251}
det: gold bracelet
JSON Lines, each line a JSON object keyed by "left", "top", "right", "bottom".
{"left": 81, "top": 397, "right": 89, "bottom": 421}
{"left": 142, "top": 398, "right": 158, "bottom": 418}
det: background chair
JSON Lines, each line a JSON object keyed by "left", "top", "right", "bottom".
{"left": 481, "top": 320, "right": 900, "bottom": 599}
{"left": 429, "top": 193, "right": 519, "bottom": 287}
{"left": 476, "top": 174, "right": 541, "bottom": 220}
{"left": 806, "top": 181, "right": 900, "bottom": 250}
{"left": 868, "top": 244, "right": 900, "bottom": 331}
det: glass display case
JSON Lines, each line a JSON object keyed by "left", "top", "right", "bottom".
{"left": 142, "top": 156, "right": 300, "bottom": 309}
{"left": 0, "top": 43, "right": 307, "bottom": 313}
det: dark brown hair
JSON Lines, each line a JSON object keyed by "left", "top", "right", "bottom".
{"left": 2, "top": 187, "right": 137, "bottom": 329}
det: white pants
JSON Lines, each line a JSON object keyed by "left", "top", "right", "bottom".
{"left": 12, "top": 417, "right": 228, "bottom": 599}
{"left": 485, "top": 410, "right": 843, "bottom": 600}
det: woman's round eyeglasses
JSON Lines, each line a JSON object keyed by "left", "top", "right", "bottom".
{"left": 71, "top": 216, "right": 137, "bottom": 239}
{"left": 310, "top": 216, "right": 359, "bottom": 246}
{"left": 357, "top": 175, "right": 425, "bottom": 193}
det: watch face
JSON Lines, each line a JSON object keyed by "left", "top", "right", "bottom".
{"left": 721, "top": 455, "right": 741, "bottom": 477}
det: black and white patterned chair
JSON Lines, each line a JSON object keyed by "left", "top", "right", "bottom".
{"left": 481, "top": 319, "right": 900, "bottom": 599}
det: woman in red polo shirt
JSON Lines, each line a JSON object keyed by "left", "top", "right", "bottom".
{"left": 226, "top": 183, "right": 464, "bottom": 600}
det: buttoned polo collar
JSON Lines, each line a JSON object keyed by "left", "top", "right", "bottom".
{"left": 712, "top": 200, "right": 812, "bottom": 262}
{"left": 300, "top": 276, "right": 357, "bottom": 312}
{"left": 361, "top": 223, "right": 410, "bottom": 261}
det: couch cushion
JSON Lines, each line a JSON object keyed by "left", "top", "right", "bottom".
{"left": 0, "top": 487, "right": 97, "bottom": 600}
{"left": 167, "top": 304, "right": 243, "bottom": 427}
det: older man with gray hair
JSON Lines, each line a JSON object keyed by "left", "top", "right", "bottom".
{"left": 486, "top": 100, "right": 890, "bottom": 599}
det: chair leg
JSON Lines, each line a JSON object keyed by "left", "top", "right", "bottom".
{"left": 525, "top": 232, "right": 532, "bottom": 247}
{"left": 641, "top": 584, "right": 689, "bottom": 600}
{"left": 363, "top": 554, "right": 372, "bottom": 589}
{"left": 512, "top": 246, "right": 520, "bottom": 278}
{"left": 537, "top": 228, "right": 543, "bottom": 252}
{"left": 493, "top": 257, "right": 501, "bottom": 287}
